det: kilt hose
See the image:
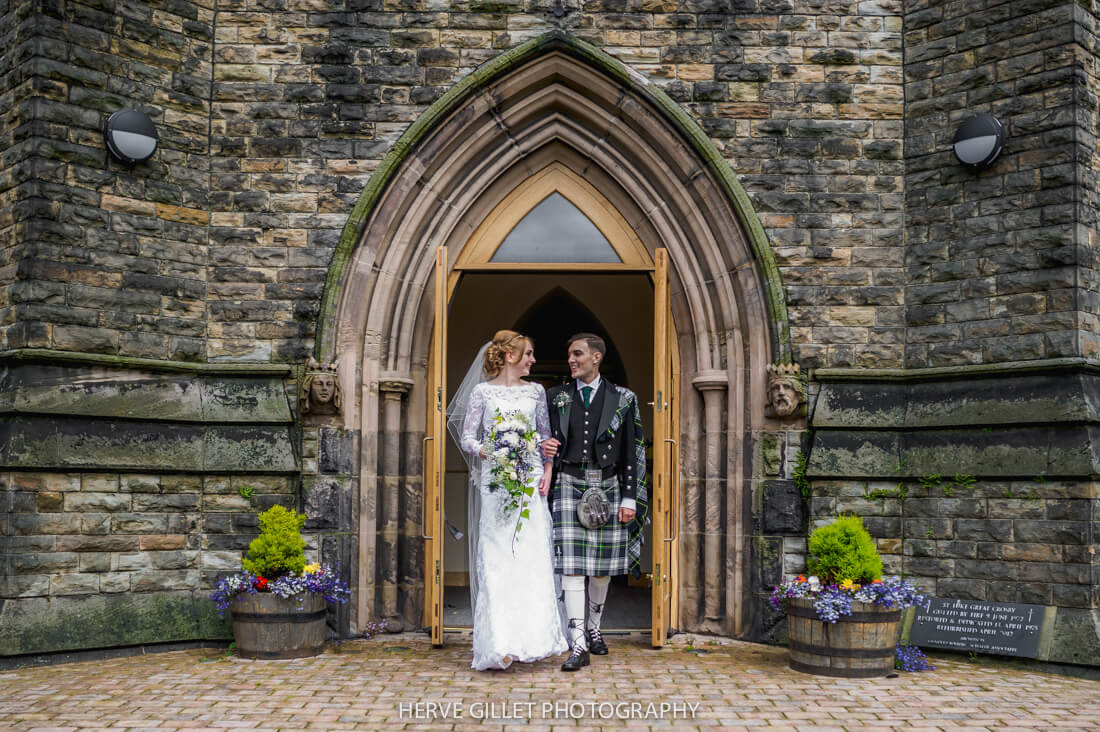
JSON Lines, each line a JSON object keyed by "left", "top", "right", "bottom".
{"left": 551, "top": 468, "right": 630, "bottom": 576}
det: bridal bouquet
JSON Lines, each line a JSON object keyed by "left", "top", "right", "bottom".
{"left": 484, "top": 408, "right": 539, "bottom": 543}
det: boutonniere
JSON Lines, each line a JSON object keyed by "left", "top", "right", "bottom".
{"left": 553, "top": 391, "right": 570, "bottom": 415}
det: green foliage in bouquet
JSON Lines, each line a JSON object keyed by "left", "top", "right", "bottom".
{"left": 807, "top": 515, "right": 882, "bottom": 585}
{"left": 241, "top": 505, "right": 307, "bottom": 579}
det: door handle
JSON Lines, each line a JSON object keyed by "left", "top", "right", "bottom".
{"left": 422, "top": 435, "right": 434, "bottom": 540}
{"left": 665, "top": 437, "right": 678, "bottom": 543}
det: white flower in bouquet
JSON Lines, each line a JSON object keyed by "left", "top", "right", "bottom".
{"left": 485, "top": 407, "right": 540, "bottom": 554}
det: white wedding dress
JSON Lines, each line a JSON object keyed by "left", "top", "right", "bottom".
{"left": 460, "top": 382, "right": 569, "bottom": 670}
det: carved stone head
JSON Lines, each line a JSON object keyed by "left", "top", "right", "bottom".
{"left": 766, "top": 362, "right": 803, "bottom": 418}
{"left": 301, "top": 357, "right": 342, "bottom": 416}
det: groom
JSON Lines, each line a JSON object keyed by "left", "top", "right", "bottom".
{"left": 542, "top": 333, "right": 648, "bottom": 672}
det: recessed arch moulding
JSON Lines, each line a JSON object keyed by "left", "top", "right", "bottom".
{"left": 319, "top": 33, "right": 791, "bottom": 638}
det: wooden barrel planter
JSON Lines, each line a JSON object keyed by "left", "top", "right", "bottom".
{"left": 231, "top": 593, "right": 327, "bottom": 659}
{"left": 787, "top": 597, "right": 900, "bottom": 677}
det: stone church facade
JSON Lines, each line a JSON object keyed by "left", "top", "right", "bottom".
{"left": 1, "top": 0, "right": 1098, "bottom": 667}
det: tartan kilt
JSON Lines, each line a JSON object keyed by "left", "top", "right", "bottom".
{"left": 551, "top": 468, "right": 630, "bottom": 576}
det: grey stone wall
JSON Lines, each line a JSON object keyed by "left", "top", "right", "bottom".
{"left": 0, "top": 355, "right": 311, "bottom": 656}
{"left": 727, "top": 2, "right": 905, "bottom": 370}
{"left": 804, "top": 364, "right": 1100, "bottom": 666}
{"left": 211, "top": 0, "right": 904, "bottom": 369}
{"left": 1, "top": 471, "right": 288, "bottom": 655}
{"left": 300, "top": 425, "right": 360, "bottom": 633}
{"left": 903, "top": 0, "right": 1087, "bottom": 367}
{"left": 749, "top": 428, "right": 808, "bottom": 643}
{"left": 2, "top": 0, "right": 907, "bottom": 369}
{"left": 811, "top": 476, "right": 1099, "bottom": 666}
{"left": 0, "top": 0, "right": 40, "bottom": 332}
{"left": 1, "top": 0, "right": 213, "bottom": 361}
{"left": 1077, "top": 4, "right": 1100, "bottom": 356}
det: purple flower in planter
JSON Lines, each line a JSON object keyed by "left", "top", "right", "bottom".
{"left": 770, "top": 575, "right": 927, "bottom": 623}
{"left": 210, "top": 565, "right": 351, "bottom": 616}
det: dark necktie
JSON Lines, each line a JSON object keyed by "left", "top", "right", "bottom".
{"left": 581, "top": 386, "right": 593, "bottom": 409}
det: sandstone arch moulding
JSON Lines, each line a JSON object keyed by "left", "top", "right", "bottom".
{"left": 319, "top": 32, "right": 790, "bottom": 638}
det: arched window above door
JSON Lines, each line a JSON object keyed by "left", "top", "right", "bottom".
{"left": 491, "top": 193, "right": 621, "bottom": 263}
{"left": 454, "top": 162, "right": 652, "bottom": 272}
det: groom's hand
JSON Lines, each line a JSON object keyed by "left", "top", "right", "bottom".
{"left": 619, "top": 507, "right": 635, "bottom": 523}
{"left": 541, "top": 438, "right": 560, "bottom": 458}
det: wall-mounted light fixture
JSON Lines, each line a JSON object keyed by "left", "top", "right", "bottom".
{"left": 952, "top": 113, "right": 1005, "bottom": 170}
{"left": 104, "top": 109, "right": 158, "bottom": 164}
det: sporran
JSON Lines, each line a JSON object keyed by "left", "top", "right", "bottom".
{"left": 577, "top": 486, "right": 611, "bottom": 529}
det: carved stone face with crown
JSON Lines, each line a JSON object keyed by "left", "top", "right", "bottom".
{"left": 766, "top": 362, "right": 803, "bottom": 418}
{"left": 301, "top": 357, "right": 342, "bottom": 416}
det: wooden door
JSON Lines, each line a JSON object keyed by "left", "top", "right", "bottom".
{"left": 425, "top": 246, "right": 448, "bottom": 646}
{"left": 650, "top": 248, "right": 676, "bottom": 647}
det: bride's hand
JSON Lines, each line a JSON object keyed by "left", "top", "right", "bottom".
{"left": 538, "top": 470, "right": 552, "bottom": 496}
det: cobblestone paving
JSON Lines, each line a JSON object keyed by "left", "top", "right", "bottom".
{"left": 1, "top": 632, "right": 1098, "bottom": 731}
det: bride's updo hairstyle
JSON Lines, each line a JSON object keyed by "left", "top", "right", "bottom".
{"left": 483, "top": 330, "right": 528, "bottom": 378}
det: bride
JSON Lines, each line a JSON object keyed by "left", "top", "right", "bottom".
{"left": 448, "top": 329, "right": 568, "bottom": 670}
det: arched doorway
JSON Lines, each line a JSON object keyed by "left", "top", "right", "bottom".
{"left": 438, "top": 162, "right": 665, "bottom": 635}
{"left": 318, "top": 32, "right": 789, "bottom": 643}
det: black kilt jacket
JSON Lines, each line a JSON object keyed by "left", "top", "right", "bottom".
{"left": 545, "top": 379, "right": 639, "bottom": 499}
{"left": 545, "top": 378, "right": 650, "bottom": 577}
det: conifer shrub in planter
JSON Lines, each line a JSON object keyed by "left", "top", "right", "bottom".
{"left": 771, "top": 515, "right": 926, "bottom": 677}
{"left": 210, "top": 505, "right": 351, "bottom": 659}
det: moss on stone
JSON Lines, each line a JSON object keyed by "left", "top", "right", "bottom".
{"left": 203, "top": 426, "right": 298, "bottom": 473}
{"left": 2, "top": 360, "right": 292, "bottom": 424}
{"left": 0, "top": 592, "right": 229, "bottom": 656}
{"left": 760, "top": 432, "right": 780, "bottom": 476}
{"left": 814, "top": 357, "right": 1100, "bottom": 383}
{"left": 1046, "top": 608, "right": 1100, "bottom": 665}
{"left": 2, "top": 416, "right": 299, "bottom": 473}
{"left": 0, "top": 349, "right": 292, "bottom": 376}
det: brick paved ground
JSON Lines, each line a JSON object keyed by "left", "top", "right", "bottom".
{"left": 1, "top": 632, "right": 1098, "bottom": 731}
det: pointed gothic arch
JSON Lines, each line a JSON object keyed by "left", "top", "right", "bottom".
{"left": 456, "top": 162, "right": 650, "bottom": 269}
{"left": 320, "top": 31, "right": 790, "bottom": 639}
{"left": 512, "top": 285, "right": 627, "bottom": 386}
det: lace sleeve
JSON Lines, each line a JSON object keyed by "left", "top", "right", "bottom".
{"left": 533, "top": 383, "right": 551, "bottom": 445}
{"left": 460, "top": 384, "right": 486, "bottom": 457}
